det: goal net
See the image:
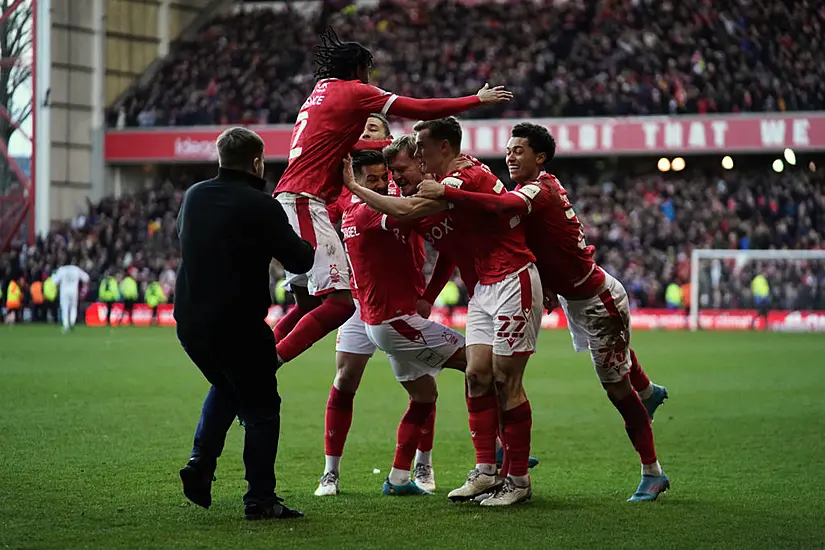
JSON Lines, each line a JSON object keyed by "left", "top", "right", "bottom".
{"left": 689, "top": 249, "right": 825, "bottom": 332}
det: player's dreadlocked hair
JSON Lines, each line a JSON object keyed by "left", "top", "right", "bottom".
{"left": 313, "top": 26, "right": 374, "bottom": 81}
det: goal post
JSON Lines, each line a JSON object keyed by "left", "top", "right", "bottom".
{"left": 689, "top": 249, "right": 825, "bottom": 331}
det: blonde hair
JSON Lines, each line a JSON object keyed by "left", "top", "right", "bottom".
{"left": 382, "top": 134, "right": 417, "bottom": 164}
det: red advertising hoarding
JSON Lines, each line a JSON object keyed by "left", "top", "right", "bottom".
{"left": 84, "top": 303, "right": 825, "bottom": 332}
{"left": 105, "top": 112, "right": 825, "bottom": 163}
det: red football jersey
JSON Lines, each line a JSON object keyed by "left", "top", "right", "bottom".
{"left": 442, "top": 172, "right": 604, "bottom": 299}
{"left": 517, "top": 173, "right": 604, "bottom": 298}
{"left": 327, "top": 187, "right": 355, "bottom": 225}
{"left": 444, "top": 165, "right": 535, "bottom": 284}
{"left": 341, "top": 201, "right": 420, "bottom": 324}
{"left": 276, "top": 79, "right": 398, "bottom": 204}
{"left": 413, "top": 212, "right": 478, "bottom": 296}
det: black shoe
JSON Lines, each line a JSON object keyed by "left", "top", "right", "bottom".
{"left": 244, "top": 497, "right": 304, "bottom": 520}
{"left": 179, "top": 459, "right": 216, "bottom": 509}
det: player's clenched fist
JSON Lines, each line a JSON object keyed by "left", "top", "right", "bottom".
{"left": 543, "top": 290, "right": 560, "bottom": 314}
{"left": 447, "top": 155, "right": 476, "bottom": 173}
{"left": 476, "top": 83, "right": 514, "bottom": 105}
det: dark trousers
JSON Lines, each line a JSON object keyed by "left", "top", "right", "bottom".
{"left": 103, "top": 300, "right": 116, "bottom": 325}
{"left": 32, "top": 303, "right": 45, "bottom": 322}
{"left": 47, "top": 301, "right": 59, "bottom": 323}
{"left": 123, "top": 300, "right": 135, "bottom": 325}
{"left": 179, "top": 323, "right": 281, "bottom": 505}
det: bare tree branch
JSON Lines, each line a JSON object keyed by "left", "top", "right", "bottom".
{"left": 6, "top": 7, "right": 30, "bottom": 54}
{"left": 0, "top": 0, "right": 32, "bottom": 149}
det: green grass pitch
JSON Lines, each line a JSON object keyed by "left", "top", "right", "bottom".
{"left": 1, "top": 326, "right": 824, "bottom": 549}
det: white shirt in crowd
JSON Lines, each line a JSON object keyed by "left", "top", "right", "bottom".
{"left": 53, "top": 265, "right": 90, "bottom": 296}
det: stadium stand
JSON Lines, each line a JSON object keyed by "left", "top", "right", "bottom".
{"left": 3, "top": 166, "right": 823, "bottom": 310}
{"left": 110, "top": 0, "right": 825, "bottom": 127}
{"left": 3, "top": 0, "right": 825, "bottom": 317}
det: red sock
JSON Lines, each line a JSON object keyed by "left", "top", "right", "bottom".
{"left": 628, "top": 349, "right": 651, "bottom": 393}
{"left": 417, "top": 403, "right": 436, "bottom": 452}
{"left": 610, "top": 390, "right": 657, "bottom": 464}
{"left": 393, "top": 401, "right": 434, "bottom": 470}
{"left": 324, "top": 386, "right": 355, "bottom": 457}
{"left": 502, "top": 401, "right": 532, "bottom": 477}
{"left": 272, "top": 306, "right": 306, "bottom": 342}
{"left": 467, "top": 394, "right": 498, "bottom": 466}
{"left": 276, "top": 298, "right": 355, "bottom": 362}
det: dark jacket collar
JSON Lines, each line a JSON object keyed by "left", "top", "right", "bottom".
{"left": 217, "top": 167, "right": 267, "bottom": 192}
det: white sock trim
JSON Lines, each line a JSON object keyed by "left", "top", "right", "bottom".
{"left": 510, "top": 474, "right": 530, "bottom": 487}
{"left": 415, "top": 450, "right": 432, "bottom": 466}
{"left": 324, "top": 455, "right": 341, "bottom": 475}
{"left": 642, "top": 460, "right": 663, "bottom": 477}
{"left": 389, "top": 467, "right": 410, "bottom": 486}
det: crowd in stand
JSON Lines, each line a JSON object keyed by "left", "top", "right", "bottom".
{"left": 8, "top": 0, "right": 825, "bottom": 316}
{"left": 3, "top": 166, "right": 823, "bottom": 313}
{"left": 558, "top": 166, "right": 825, "bottom": 310}
{"left": 111, "top": 0, "right": 825, "bottom": 128}
{"left": 0, "top": 181, "right": 183, "bottom": 317}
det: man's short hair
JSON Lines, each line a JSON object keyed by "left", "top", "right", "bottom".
{"left": 412, "top": 117, "right": 462, "bottom": 152}
{"left": 511, "top": 123, "right": 556, "bottom": 165}
{"left": 368, "top": 113, "right": 391, "bottom": 137}
{"left": 383, "top": 134, "right": 417, "bottom": 164}
{"left": 216, "top": 127, "right": 265, "bottom": 169}
{"left": 351, "top": 149, "right": 386, "bottom": 175}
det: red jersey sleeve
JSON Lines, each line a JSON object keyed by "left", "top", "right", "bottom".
{"left": 388, "top": 95, "right": 481, "bottom": 119}
{"left": 361, "top": 208, "right": 387, "bottom": 232}
{"left": 327, "top": 201, "right": 344, "bottom": 225}
{"left": 440, "top": 166, "right": 501, "bottom": 193}
{"left": 355, "top": 203, "right": 409, "bottom": 233}
{"left": 353, "top": 82, "right": 482, "bottom": 119}
{"left": 353, "top": 84, "right": 399, "bottom": 115}
{"left": 380, "top": 213, "right": 409, "bottom": 233}
{"left": 442, "top": 185, "right": 533, "bottom": 216}
{"left": 352, "top": 138, "right": 393, "bottom": 151}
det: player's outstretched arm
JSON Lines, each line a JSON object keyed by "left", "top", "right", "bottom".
{"left": 352, "top": 138, "right": 392, "bottom": 151}
{"left": 416, "top": 181, "right": 531, "bottom": 216}
{"left": 342, "top": 156, "right": 447, "bottom": 221}
{"left": 386, "top": 84, "right": 513, "bottom": 120}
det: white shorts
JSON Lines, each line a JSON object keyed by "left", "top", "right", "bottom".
{"left": 335, "top": 300, "right": 375, "bottom": 356}
{"left": 465, "top": 263, "right": 543, "bottom": 356}
{"left": 276, "top": 192, "right": 350, "bottom": 296}
{"left": 558, "top": 271, "right": 631, "bottom": 384}
{"left": 365, "top": 313, "right": 465, "bottom": 382}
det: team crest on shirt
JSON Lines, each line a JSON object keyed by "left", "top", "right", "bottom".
{"left": 442, "top": 330, "right": 459, "bottom": 346}
{"left": 329, "top": 264, "right": 342, "bottom": 284}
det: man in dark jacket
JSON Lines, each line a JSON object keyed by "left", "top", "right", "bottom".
{"left": 175, "top": 126, "right": 315, "bottom": 521}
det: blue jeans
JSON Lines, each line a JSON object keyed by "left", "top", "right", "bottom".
{"left": 180, "top": 323, "right": 281, "bottom": 505}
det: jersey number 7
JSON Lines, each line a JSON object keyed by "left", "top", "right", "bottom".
{"left": 289, "top": 110, "right": 309, "bottom": 160}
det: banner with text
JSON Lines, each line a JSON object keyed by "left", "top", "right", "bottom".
{"left": 105, "top": 112, "right": 825, "bottom": 163}
{"left": 83, "top": 303, "right": 825, "bottom": 332}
